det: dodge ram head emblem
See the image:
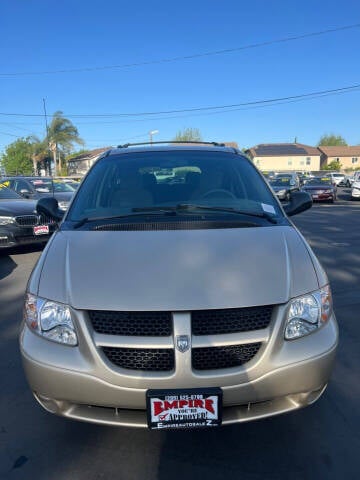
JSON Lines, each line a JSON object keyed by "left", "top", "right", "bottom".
{"left": 176, "top": 335, "right": 190, "bottom": 353}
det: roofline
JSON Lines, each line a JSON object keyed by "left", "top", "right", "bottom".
{"left": 106, "top": 145, "right": 240, "bottom": 156}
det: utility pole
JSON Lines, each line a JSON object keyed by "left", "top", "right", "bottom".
{"left": 43, "top": 98, "right": 52, "bottom": 176}
{"left": 149, "top": 130, "right": 159, "bottom": 144}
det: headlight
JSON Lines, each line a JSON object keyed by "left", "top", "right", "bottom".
{"left": 324, "top": 190, "right": 333, "bottom": 194}
{"left": 0, "top": 216, "right": 15, "bottom": 225}
{"left": 285, "top": 285, "right": 332, "bottom": 340}
{"left": 58, "top": 201, "right": 69, "bottom": 211}
{"left": 24, "top": 294, "right": 78, "bottom": 346}
{"left": 277, "top": 189, "right": 286, "bottom": 195}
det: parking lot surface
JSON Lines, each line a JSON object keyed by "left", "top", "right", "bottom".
{"left": 1, "top": 188, "right": 359, "bottom": 479}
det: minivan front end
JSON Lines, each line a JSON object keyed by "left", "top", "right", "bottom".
{"left": 19, "top": 146, "right": 338, "bottom": 429}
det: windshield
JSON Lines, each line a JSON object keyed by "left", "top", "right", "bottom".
{"left": 28, "top": 178, "right": 53, "bottom": 192}
{"left": 270, "top": 178, "right": 291, "bottom": 187}
{"left": 0, "top": 184, "right": 22, "bottom": 199}
{"left": 28, "top": 178, "right": 75, "bottom": 193}
{"left": 67, "top": 150, "right": 282, "bottom": 222}
{"left": 52, "top": 180, "right": 77, "bottom": 192}
{"left": 305, "top": 177, "right": 332, "bottom": 186}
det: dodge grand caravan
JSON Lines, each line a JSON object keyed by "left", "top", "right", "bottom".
{"left": 20, "top": 143, "right": 338, "bottom": 430}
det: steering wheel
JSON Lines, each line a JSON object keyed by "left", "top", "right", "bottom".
{"left": 201, "top": 189, "right": 236, "bottom": 199}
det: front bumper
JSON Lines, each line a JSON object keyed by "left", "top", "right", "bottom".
{"left": 0, "top": 225, "right": 56, "bottom": 248}
{"left": 309, "top": 193, "right": 335, "bottom": 202}
{"left": 20, "top": 307, "right": 338, "bottom": 427}
{"left": 351, "top": 189, "right": 360, "bottom": 198}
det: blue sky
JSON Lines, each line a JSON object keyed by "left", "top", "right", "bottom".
{"left": 1, "top": 0, "right": 360, "bottom": 154}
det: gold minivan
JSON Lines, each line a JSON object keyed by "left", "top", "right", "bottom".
{"left": 20, "top": 143, "right": 338, "bottom": 430}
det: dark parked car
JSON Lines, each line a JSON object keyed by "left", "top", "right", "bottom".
{"left": 269, "top": 176, "right": 299, "bottom": 201}
{"left": 0, "top": 183, "right": 57, "bottom": 249}
{"left": 2, "top": 177, "right": 75, "bottom": 211}
{"left": 302, "top": 177, "right": 337, "bottom": 203}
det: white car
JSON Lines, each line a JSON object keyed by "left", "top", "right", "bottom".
{"left": 329, "top": 173, "right": 345, "bottom": 186}
{"left": 351, "top": 180, "right": 360, "bottom": 199}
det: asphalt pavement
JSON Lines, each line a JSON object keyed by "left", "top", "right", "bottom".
{"left": 0, "top": 188, "right": 359, "bottom": 480}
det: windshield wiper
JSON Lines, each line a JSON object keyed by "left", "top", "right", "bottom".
{"left": 73, "top": 210, "right": 178, "bottom": 229}
{"left": 133, "top": 204, "right": 278, "bottom": 224}
{"left": 73, "top": 204, "right": 278, "bottom": 229}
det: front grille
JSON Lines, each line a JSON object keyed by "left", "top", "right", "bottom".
{"left": 192, "top": 306, "right": 273, "bottom": 335}
{"left": 15, "top": 214, "right": 56, "bottom": 227}
{"left": 192, "top": 343, "right": 262, "bottom": 370}
{"left": 15, "top": 215, "right": 38, "bottom": 227}
{"left": 89, "top": 311, "right": 172, "bottom": 336}
{"left": 102, "top": 347, "right": 174, "bottom": 371}
{"left": 39, "top": 214, "right": 57, "bottom": 225}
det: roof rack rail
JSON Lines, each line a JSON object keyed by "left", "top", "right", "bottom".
{"left": 116, "top": 140, "right": 226, "bottom": 148}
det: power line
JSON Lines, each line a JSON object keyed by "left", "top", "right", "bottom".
{"left": 0, "top": 23, "right": 359, "bottom": 77}
{"left": 0, "top": 131, "right": 21, "bottom": 137}
{"left": 0, "top": 83, "right": 359, "bottom": 119}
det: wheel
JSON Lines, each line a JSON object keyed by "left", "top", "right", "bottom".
{"left": 201, "top": 189, "right": 236, "bottom": 199}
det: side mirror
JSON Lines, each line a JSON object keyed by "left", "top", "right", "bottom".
{"left": 20, "top": 188, "right": 33, "bottom": 198}
{"left": 283, "top": 191, "right": 312, "bottom": 217}
{"left": 36, "top": 197, "right": 64, "bottom": 221}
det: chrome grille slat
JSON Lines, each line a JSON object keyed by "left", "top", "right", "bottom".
{"left": 15, "top": 214, "right": 56, "bottom": 227}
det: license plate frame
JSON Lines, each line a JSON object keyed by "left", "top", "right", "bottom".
{"left": 33, "top": 225, "right": 49, "bottom": 236}
{"left": 146, "top": 388, "right": 222, "bottom": 430}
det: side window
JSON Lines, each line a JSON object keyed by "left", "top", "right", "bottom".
{"left": 16, "top": 180, "right": 32, "bottom": 193}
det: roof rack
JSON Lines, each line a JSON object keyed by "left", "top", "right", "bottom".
{"left": 116, "top": 140, "right": 226, "bottom": 148}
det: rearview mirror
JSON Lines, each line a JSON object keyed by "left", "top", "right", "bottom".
{"left": 36, "top": 197, "right": 64, "bottom": 221}
{"left": 283, "top": 191, "right": 312, "bottom": 217}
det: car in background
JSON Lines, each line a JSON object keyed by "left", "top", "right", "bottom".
{"left": 351, "top": 179, "right": 360, "bottom": 200}
{"left": 329, "top": 172, "right": 345, "bottom": 186}
{"left": 301, "top": 176, "right": 337, "bottom": 203}
{"left": 341, "top": 171, "right": 360, "bottom": 187}
{"left": 0, "top": 183, "right": 57, "bottom": 249}
{"left": 261, "top": 171, "right": 276, "bottom": 181}
{"left": 275, "top": 172, "right": 300, "bottom": 185}
{"left": 269, "top": 176, "right": 299, "bottom": 201}
{"left": 1, "top": 177, "right": 75, "bottom": 211}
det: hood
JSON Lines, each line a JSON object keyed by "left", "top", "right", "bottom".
{"left": 36, "top": 226, "right": 319, "bottom": 311}
{"left": 0, "top": 199, "right": 37, "bottom": 216}
{"left": 271, "top": 185, "right": 289, "bottom": 192}
{"left": 303, "top": 185, "right": 333, "bottom": 190}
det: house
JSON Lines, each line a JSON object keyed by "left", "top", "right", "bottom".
{"left": 317, "top": 146, "right": 360, "bottom": 170}
{"left": 245, "top": 143, "right": 321, "bottom": 172}
{"left": 67, "top": 147, "right": 111, "bottom": 176}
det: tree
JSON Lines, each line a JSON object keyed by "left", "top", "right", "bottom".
{"left": 318, "top": 134, "right": 347, "bottom": 146}
{"left": 173, "top": 128, "right": 203, "bottom": 142}
{"left": 322, "top": 160, "right": 342, "bottom": 171}
{"left": 1, "top": 137, "right": 34, "bottom": 175}
{"left": 29, "top": 137, "right": 50, "bottom": 175}
{"left": 47, "top": 111, "right": 84, "bottom": 175}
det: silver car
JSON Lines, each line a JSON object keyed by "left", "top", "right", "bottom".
{"left": 20, "top": 143, "right": 338, "bottom": 430}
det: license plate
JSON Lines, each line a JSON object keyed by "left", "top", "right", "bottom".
{"left": 33, "top": 225, "right": 49, "bottom": 235}
{"left": 147, "top": 388, "right": 222, "bottom": 430}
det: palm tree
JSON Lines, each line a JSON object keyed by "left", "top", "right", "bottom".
{"left": 30, "top": 137, "right": 49, "bottom": 175}
{"left": 47, "top": 111, "right": 84, "bottom": 175}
